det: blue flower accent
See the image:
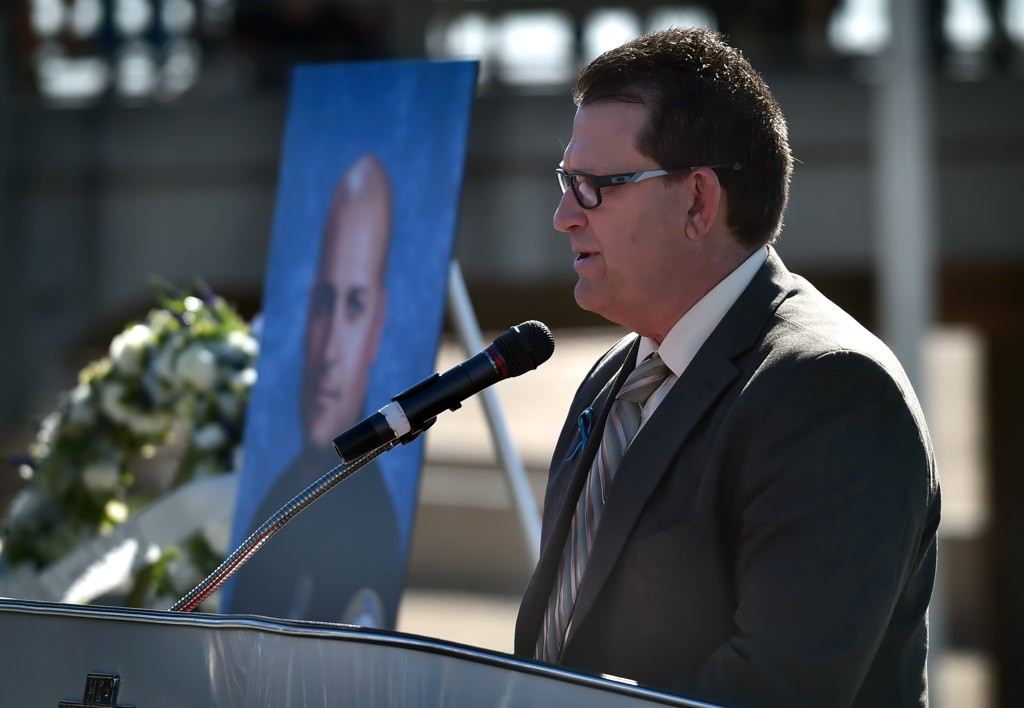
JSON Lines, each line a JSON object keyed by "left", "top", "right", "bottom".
{"left": 565, "top": 407, "right": 594, "bottom": 461}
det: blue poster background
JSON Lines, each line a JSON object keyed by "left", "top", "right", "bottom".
{"left": 223, "top": 60, "right": 477, "bottom": 620}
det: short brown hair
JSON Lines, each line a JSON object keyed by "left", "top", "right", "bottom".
{"left": 574, "top": 27, "right": 793, "bottom": 248}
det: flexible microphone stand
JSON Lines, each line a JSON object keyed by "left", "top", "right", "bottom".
{"left": 169, "top": 438, "right": 401, "bottom": 613}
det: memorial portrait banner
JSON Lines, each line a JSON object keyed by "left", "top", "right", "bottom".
{"left": 223, "top": 60, "right": 477, "bottom": 627}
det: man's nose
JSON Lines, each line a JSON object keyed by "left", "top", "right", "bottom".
{"left": 553, "top": 189, "right": 586, "bottom": 233}
{"left": 322, "top": 317, "right": 346, "bottom": 363}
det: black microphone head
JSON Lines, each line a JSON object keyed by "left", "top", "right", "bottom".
{"left": 492, "top": 320, "right": 555, "bottom": 378}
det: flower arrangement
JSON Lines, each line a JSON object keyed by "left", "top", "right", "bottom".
{"left": 0, "top": 282, "right": 258, "bottom": 609}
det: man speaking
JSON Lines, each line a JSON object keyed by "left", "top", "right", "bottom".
{"left": 515, "top": 28, "right": 941, "bottom": 707}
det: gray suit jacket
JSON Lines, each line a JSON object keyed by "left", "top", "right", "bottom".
{"left": 515, "top": 249, "right": 940, "bottom": 707}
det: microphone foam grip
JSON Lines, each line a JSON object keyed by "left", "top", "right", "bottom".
{"left": 494, "top": 321, "right": 555, "bottom": 377}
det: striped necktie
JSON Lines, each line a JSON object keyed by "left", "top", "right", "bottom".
{"left": 536, "top": 354, "right": 672, "bottom": 662}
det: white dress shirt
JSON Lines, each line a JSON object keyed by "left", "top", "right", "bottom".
{"left": 635, "top": 246, "right": 768, "bottom": 425}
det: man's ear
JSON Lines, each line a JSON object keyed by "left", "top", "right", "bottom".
{"left": 684, "top": 168, "right": 723, "bottom": 241}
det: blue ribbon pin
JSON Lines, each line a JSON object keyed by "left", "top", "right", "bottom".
{"left": 565, "top": 407, "right": 594, "bottom": 461}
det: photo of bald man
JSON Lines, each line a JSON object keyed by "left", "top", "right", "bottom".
{"left": 227, "top": 155, "right": 404, "bottom": 628}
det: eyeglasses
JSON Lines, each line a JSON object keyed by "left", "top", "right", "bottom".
{"left": 555, "top": 163, "right": 742, "bottom": 209}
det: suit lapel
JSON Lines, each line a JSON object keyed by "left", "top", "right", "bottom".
{"left": 564, "top": 354, "right": 741, "bottom": 647}
{"left": 515, "top": 337, "right": 638, "bottom": 654}
{"left": 564, "top": 249, "right": 794, "bottom": 647}
{"left": 544, "top": 344, "right": 638, "bottom": 545}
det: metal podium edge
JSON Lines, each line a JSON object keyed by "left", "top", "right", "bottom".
{"left": 0, "top": 596, "right": 721, "bottom": 707}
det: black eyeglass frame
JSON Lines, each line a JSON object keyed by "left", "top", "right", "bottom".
{"left": 555, "top": 163, "right": 742, "bottom": 209}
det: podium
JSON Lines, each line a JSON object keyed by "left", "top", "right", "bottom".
{"left": 0, "top": 597, "right": 719, "bottom": 707}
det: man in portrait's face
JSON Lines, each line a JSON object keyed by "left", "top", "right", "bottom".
{"left": 300, "top": 155, "right": 391, "bottom": 449}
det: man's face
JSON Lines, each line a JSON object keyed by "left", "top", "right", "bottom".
{"left": 301, "top": 195, "right": 388, "bottom": 449}
{"left": 554, "top": 101, "right": 698, "bottom": 339}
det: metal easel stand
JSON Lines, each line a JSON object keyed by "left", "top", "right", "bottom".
{"left": 446, "top": 261, "right": 541, "bottom": 569}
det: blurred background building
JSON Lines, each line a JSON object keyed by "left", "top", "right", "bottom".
{"left": 0, "top": 1, "right": 1022, "bottom": 705}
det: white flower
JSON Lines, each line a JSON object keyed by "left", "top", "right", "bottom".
{"left": 176, "top": 344, "right": 217, "bottom": 391}
{"left": 82, "top": 462, "right": 121, "bottom": 493}
{"left": 110, "top": 324, "right": 153, "bottom": 375}
{"left": 66, "top": 383, "right": 96, "bottom": 426}
{"left": 147, "top": 308, "right": 174, "bottom": 334}
{"left": 225, "top": 330, "right": 258, "bottom": 359}
{"left": 99, "top": 381, "right": 170, "bottom": 437}
{"left": 143, "top": 543, "right": 162, "bottom": 565}
{"left": 100, "top": 381, "right": 131, "bottom": 423}
{"left": 231, "top": 367, "right": 257, "bottom": 392}
{"left": 104, "top": 499, "right": 129, "bottom": 524}
{"left": 125, "top": 411, "right": 171, "bottom": 437}
{"left": 192, "top": 422, "right": 227, "bottom": 451}
{"left": 38, "top": 411, "right": 62, "bottom": 447}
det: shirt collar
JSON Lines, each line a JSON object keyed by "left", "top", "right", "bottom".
{"left": 637, "top": 246, "right": 768, "bottom": 376}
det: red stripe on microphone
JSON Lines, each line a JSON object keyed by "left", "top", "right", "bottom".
{"left": 486, "top": 345, "right": 508, "bottom": 379}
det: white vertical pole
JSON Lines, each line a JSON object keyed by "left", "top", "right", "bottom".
{"left": 446, "top": 261, "right": 542, "bottom": 569}
{"left": 873, "top": 0, "right": 942, "bottom": 701}
{"left": 875, "top": 0, "right": 936, "bottom": 390}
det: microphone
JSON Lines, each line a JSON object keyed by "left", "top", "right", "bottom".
{"left": 333, "top": 320, "right": 555, "bottom": 462}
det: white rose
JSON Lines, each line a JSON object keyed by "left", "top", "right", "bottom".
{"left": 231, "top": 367, "right": 257, "bottom": 391}
{"left": 176, "top": 344, "right": 217, "bottom": 391}
{"left": 143, "top": 543, "right": 162, "bottom": 565}
{"left": 82, "top": 461, "right": 121, "bottom": 493}
{"left": 147, "top": 309, "right": 174, "bottom": 334}
{"left": 104, "top": 499, "right": 129, "bottom": 525}
{"left": 66, "top": 383, "right": 96, "bottom": 426}
{"left": 226, "top": 330, "right": 258, "bottom": 359}
{"left": 100, "top": 381, "right": 131, "bottom": 424}
{"left": 125, "top": 410, "right": 171, "bottom": 437}
{"left": 110, "top": 324, "right": 153, "bottom": 375}
{"left": 192, "top": 422, "right": 227, "bottom": 451}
